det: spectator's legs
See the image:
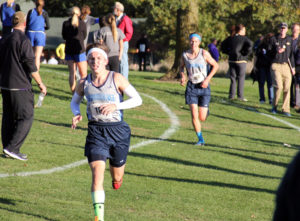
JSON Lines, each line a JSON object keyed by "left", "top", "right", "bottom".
{"left": 266, "top": 67, "right": 274, "bottom": 104}
{"left": 120, "top": 41, "right": 129, "bottom": 79}
{"left": 2, "top": 90, "right": 34, "bottom": 154}
{"left": 282, "top": 63, "right": 292, "bottom": 113}
{"left": 67, "top": 60, "right": 77, "bottom": 93}
{"left": 258, "top": 67, "right": 266, "bottom": 102}
{"left": 236, "top": 63, "right": 246, "bottom": 100}
{"left": 34, "top": 46, "right": 44, "bottom": 71}
{"left": 229, "top": 63, "right": 237, "bottom": 99}
{"left": 271, "top": 63, "right": 283, "bottom": 109}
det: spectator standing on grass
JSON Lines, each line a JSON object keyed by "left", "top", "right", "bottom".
{"left": 269, "top": 22, "right": 295, "bottom": 117}
{"left": 62, "top": 6, "right": 87, "bottom": 93}
{"left": 0, "top": 0, "right": 20, "bottom": 36}
{"left": 0, "top": 11, "right": 47, "bottom": 161}
{"left": 255, "top": 33, "right": 274, "bottom": 104}
{"left": 70, "top": 43, "right": 142, "bottom": 221}
{"left": 290, "top": 23, "right": 300, "bottom": 109}
{"left": 180, "top": 32, "right": 219, "bottom": 146}
{"left": 221, "top": 24, "right": 253, "bottom": 101}
{"left": 94, "top": 13, "right": 124, "bottom": 72}
{"left": 26, "top": 0, "right": 50, "bottom": 71}
{"left": 136, "top": 33, "right": 150, "bottom": 71}
{"left": 113, "top": 1, "right": 133, "bottom": 79}
{"left": 81, "top": 5, "right": 99, "bottom": 48}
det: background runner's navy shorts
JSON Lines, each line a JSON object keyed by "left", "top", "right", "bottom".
{"left": 185, "top": 81, "right": 211, "bottom": 107}
{"left": 85, "top": 121, "right": 131, "bottom": 167}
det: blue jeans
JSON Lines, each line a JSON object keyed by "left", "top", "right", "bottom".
{"left": 258, "top": 66, "right": 273, "bottom": 103}
{"left": 120, "top": 41, "right": 129, "bottom": 79}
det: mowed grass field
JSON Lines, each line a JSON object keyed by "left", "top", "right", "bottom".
{"left": 0, "top": 65, "right": 299, "bottom": 221}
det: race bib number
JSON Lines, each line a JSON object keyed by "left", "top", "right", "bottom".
{"left": 90, "top": 102, "right": 113, "bottom": 121}
{"left": 191, "top": 70, "right": 205, "bottom": 84}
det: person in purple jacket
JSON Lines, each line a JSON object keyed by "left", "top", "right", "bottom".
{"left": 208, "top": 38, "right": 219, "bottom": 62}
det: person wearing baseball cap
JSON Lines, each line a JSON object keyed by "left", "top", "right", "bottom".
{"left": 269, "top": 22, "right": 295, "bottom": 117}
{"left": 0, "top": 11, "right": 47, "bottom": 161}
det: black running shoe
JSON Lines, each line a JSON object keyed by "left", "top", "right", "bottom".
{"left": 3, "top": 149, "right": 28, "bottom": 161}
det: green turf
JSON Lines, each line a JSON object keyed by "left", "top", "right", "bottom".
{"left": 0, "top": 65, "right": 299, "bottom": 221}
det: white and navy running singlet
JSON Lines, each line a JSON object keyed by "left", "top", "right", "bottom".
{"left": 183, "top": 49, "right": 207, "bottom": 84}
{"left": 84, "top": 71, "right": 123, "bottom": 122}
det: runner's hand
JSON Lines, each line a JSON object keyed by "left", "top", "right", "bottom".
{"left": 201, "top": 79, "right": 209, "bottom": 88}
{"left": 180, "top": 76, "right": 186, "bottom": 86}
{"left": 100, "top": 104, "right": 117, "bottom": 115}
{"left": 72, "top": 115, "right": 82, "bottom": 129}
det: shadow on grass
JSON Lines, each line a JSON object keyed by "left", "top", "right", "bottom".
{"left": 0, "top": 204, "right": 58, "bottom": 221}
{"left": 126, "top": 171, "right": 276, "bottom": 195}
{"left": 206, "top": 131, "right": 299, "bottom": 151}
{"left": 34, "top": 118, "right": 87, "bottom": 132}
{"left": 128, "top": 152, "right": 280, "bottom": 180}
{"left": 0, "top": 197, "right": 16, "bottom": 205}
{"left": 211, "top": 113, "right": 292, "bottom": 130}
{"left": 201, "top": 146, "right": 288, "bottom": 168}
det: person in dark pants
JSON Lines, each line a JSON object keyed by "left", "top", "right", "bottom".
{"left": 136, "top": 34, "right": 150, "bottom": 71}
{"left": 290, "top": 23, "right": 300, "bottom": 109}
{"left": 221, "top": 24, "right": 253, "bottom": 101}
{"left": 273, "top": 151, "right": 300, "bottom": 221}
{"left": 0, "top": 11, "right": 47, "bottom": 161}
{"left": 255, "top": 33, "right": 274, "bottom": 104}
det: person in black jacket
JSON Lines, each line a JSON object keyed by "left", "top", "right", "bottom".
{"left": 62, "top": 6, "right": 87, "bottom": 93}
{"left": 0, "top": 11, "right": 47, "bottom": 161}
{"left": 273, "top": 151, "right": 300, "bottom": 221}
{"left": 221, "top": 24, "right": 253, "bottom": 101}
{"left": 255, "top": 33, "right": 274, "bottom": 104}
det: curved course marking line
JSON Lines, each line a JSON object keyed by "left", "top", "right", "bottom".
{"left": 0, "top": 92, "right": 180, "bottom": 178}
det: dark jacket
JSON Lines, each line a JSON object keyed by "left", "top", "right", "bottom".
{"left": 0, "top": 29, "right": 37, "bottom": 89}
{"left": 62, "top": 18, "right": 87, "bottom": 55}
{"left": 269, "top": 35, "right": 295, "bottom": 67}
{"left": 221, "top": 34, "right": 253, "bottom": 62}
{"left": 255, "top": 41, "right": 272, "bottom": 68}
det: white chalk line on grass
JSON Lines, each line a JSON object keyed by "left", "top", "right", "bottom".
{"left": 0, "top": 92, "right": 180, "bottom": 178}
{"left": 259, "top": 112, "right": 300, "bottom": 132}
{"left": 222, "top": 99, "right": 300, "bottom": 132}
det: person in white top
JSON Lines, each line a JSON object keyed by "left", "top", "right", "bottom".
{"left": 70, "top": 43, "right": 142, "bottom": 221}
{"left": 180, "top": 32, "right": 218, "bottom": 146}
{"left": 47, "top": 52, "right": 58, "bottom": 65}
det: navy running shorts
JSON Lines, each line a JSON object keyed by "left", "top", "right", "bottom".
{"left": 85, "top": 121, "right": 131, "bottom": 167}
{"left": 185, "top": 81, "right": 211, "bottom": 107}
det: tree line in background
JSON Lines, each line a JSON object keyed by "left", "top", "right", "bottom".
{"left": 41, "top": 0, "right": 300, "bottom": 78}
